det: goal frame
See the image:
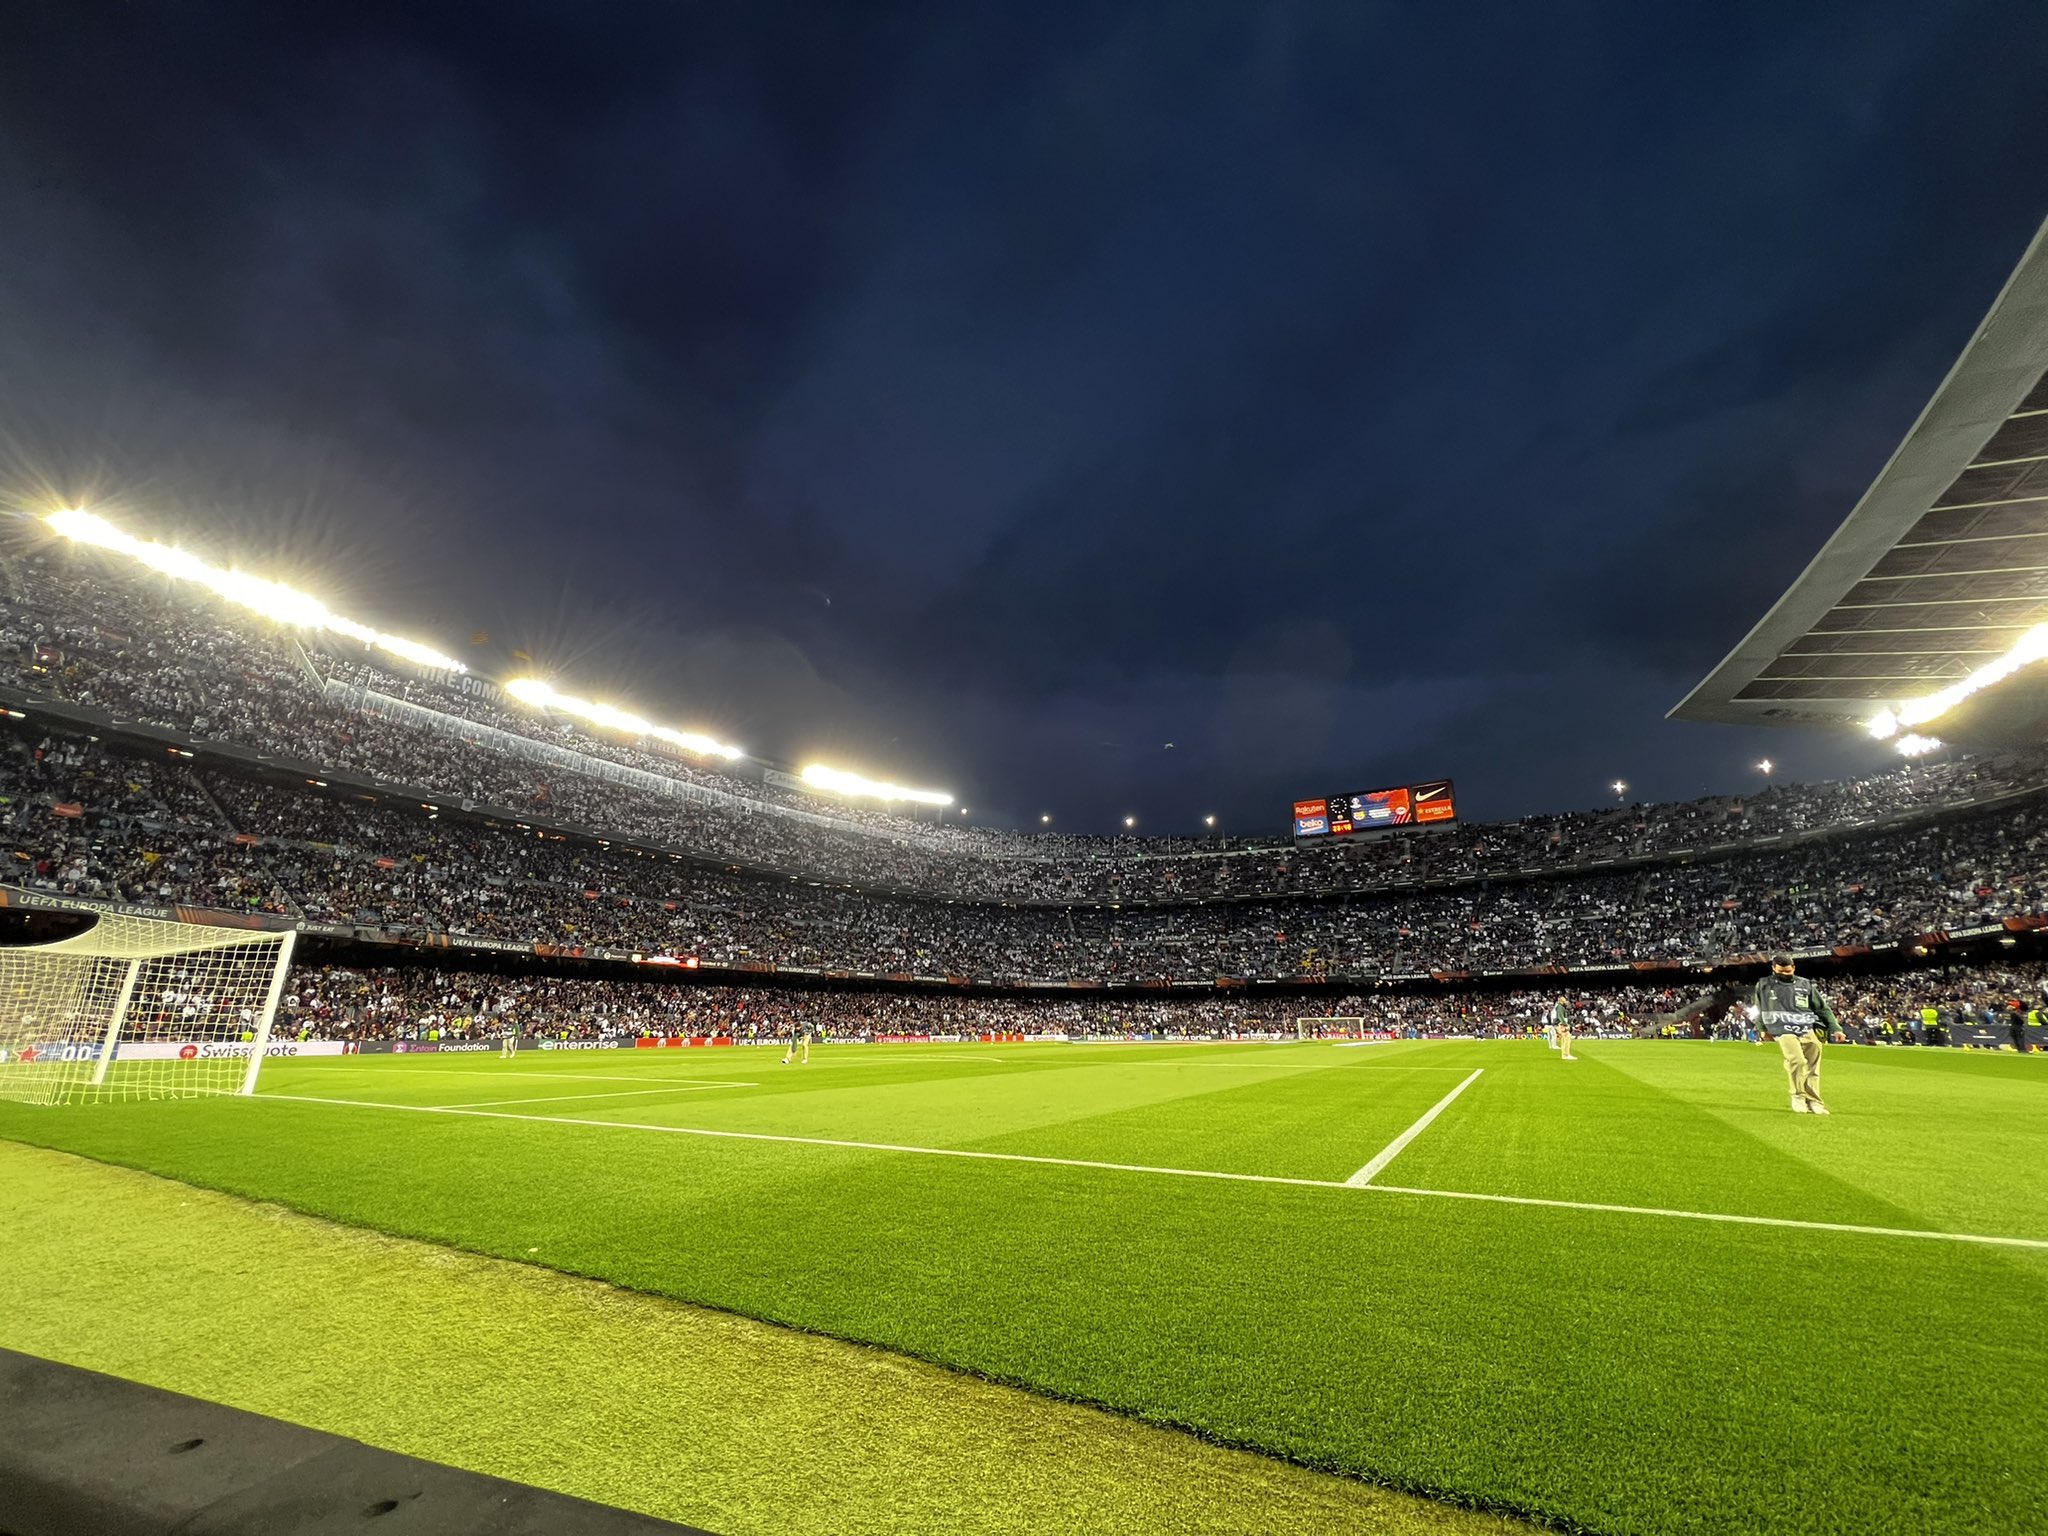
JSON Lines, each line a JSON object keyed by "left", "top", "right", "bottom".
{"left": 0, "top": 897, "right": 298, "bottom": 1105}
{"left": 1293, "top": 1015, "right": 1367, "bottom": 1039}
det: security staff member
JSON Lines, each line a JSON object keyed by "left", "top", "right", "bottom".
{"left": 1549, "top": 996, "right": 1576, "bottom": 1061}
{"left": 1749, "top": 954, "right": 1842, "bottom": 1115}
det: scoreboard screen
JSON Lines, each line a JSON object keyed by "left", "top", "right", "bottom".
{"left": 1293, "top": 779, "right": 1456, "bottom": 838}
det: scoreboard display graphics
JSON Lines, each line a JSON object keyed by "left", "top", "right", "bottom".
{"left": 1292, "top": 780, "right": 1455, "bottom": 838}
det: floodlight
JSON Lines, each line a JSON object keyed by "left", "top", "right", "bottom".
{"left": 45, "top": 509, "right": 467, "bottom": 673}
{"left": 503, "top": 677, "right": 742, "bottom": 760}
{"left": 1866, "top": 622, "right": 2048, "bottom": 739}
{"left": 799, "top": 762, "right": 952, "bottom": 806}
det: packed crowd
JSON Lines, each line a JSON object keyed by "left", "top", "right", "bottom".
{"left": 6, "top": 536, "right": 2045, "bottom": 908}
{"left": 5, "top": 720, "right": 2046, "bottom": 982}
{"left": 282, "top": 962, "right": 2048, "bottom": 1045}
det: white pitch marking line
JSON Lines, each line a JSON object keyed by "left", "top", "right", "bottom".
{"left": 261, "top": 1094, "right": 1342, "bottom": 1190}
{"left": 1365, "top": 1184, "right": 2048, "bottom": 1252}
{"left": 250, "top": 1094, "right": 2048, "bottom": 1253}
{"left": 311, "top": 1067, "right": 747, "bottom": 1087}
{"left": 789, "top": 1054, "right": 1012, "bottom": 1066}
{"left": 434, "top": 1084, "right": 754, "bottom": 1111}
{"left": 1345, "top": 1068, "right": 1485, "bottom": 1187}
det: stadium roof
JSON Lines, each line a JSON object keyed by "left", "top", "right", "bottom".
{"left": 1672, "top": 215, "right": 2048, "bottom": 736}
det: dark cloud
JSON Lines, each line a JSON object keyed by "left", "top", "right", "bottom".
{"left": 2, "top": 0, "right": 2046, "bottom": 832}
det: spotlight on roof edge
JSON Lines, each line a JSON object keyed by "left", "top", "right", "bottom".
{"left": 1894, "top": 734, "right": 1943, "bottom": 758}
{"left": 44, "top": 509, "right": 467, "bottom": 673}
{"left": 1866, "top": 622, "right": 2048, "bottom": 741}
{"left": 799, "top": 762, "right": 952, "bottom": 806}
{"left": 503, "top": 678, "right": 743, "bottom": 761}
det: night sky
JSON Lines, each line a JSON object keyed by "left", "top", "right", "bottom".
{"left": 4, "top": 2, "right": 2047, "bottom": 834}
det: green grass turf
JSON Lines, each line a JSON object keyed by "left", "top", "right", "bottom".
{"left": 4, "top": 1037, "right": 2045, "bottom": 1535}
{"left": 0, "top": 1141, "right": 1525, "bottom": 1536}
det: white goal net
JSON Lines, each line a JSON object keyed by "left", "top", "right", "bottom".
{"left": 0, "top": 905, "right": 296, "bottom": 1106}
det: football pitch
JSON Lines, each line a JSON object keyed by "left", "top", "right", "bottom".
{"left": 3, "top": 1037, "right": 2044, "bottom": 1535}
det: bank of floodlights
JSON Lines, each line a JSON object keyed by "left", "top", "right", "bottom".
{"left": 799, "top": 763, "right": 952, "bottom": 806}
{"left": 1867, "top": 622, "right": 2048, "bottom": 752}
{"left": 45, "top": 508, "right": 990, "bottom": 790}
{"left": 45, "top": 509, "right": 466, "bottom": 672}
{"left": 502, "top": 677, "right": 743, "bottom": 761}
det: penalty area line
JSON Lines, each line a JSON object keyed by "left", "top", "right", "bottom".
{"left": 1345, "top": 1068, "right": 1483, "bottom": 1187}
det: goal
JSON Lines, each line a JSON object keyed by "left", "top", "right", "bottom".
{"left": 1294, "top": 1016, "right": 1367, "bottom": 1039}
{"left": 0, "top": 905, "right": 297, "bottom": 1106}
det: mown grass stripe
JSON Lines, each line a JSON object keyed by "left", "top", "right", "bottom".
{"left": 261, "top": 1093, "right": 1350, "bottom": 1189}
{"left": 434, "top": 1084, "right": 753, "bottom": 1110}
{"left": 259, "top": 1090, "right": 2048, "bottom": 1249}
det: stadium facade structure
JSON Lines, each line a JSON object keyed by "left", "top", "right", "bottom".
{"left": 1674, "top": 213, "right": 2048, "bottom": 741}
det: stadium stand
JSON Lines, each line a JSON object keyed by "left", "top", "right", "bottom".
{"left": 276, "top": 962, "right": 2048, "bottom": 1046}
{"left": 7, "top": 534, "right": 2048, "bottom": 873}
{"left": 4, "top": 527, "right": 2048, "bottom": 994}
{"left": 4, "top": 717, "right": 2047, "bottom": 984}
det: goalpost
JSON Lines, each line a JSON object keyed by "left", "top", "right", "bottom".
{"left": 0, "top": 904, "right": 297, "bottom": 1106}
{"left": 1294, "top": 1016, "right": 1367, "bottom": 1039}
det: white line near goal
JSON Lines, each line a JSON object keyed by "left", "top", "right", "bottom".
{"left": 251, "top": 1092, "right": 2048, "bottom": 1252}
{"left": 1344, "top": 1068, "right": 1483, "bottom": 1187}
{"left": 313, "top": 1067, "right": 751, "bottom": 1087}
{"left": 433, "top": 1084, "right": 757, "bottom": 1110}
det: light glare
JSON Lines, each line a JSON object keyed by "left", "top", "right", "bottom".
{"left": 45, "top": 509, "right": 466, "bottom": 673}
{"left": 799, "top": 762, "right": 952, "bottom": 806}
{"left": 504, "top": 677, "right": 743, "bottom": 760}
{"left": 1866, "top": 623, "right": 2048, "bottom": 739}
